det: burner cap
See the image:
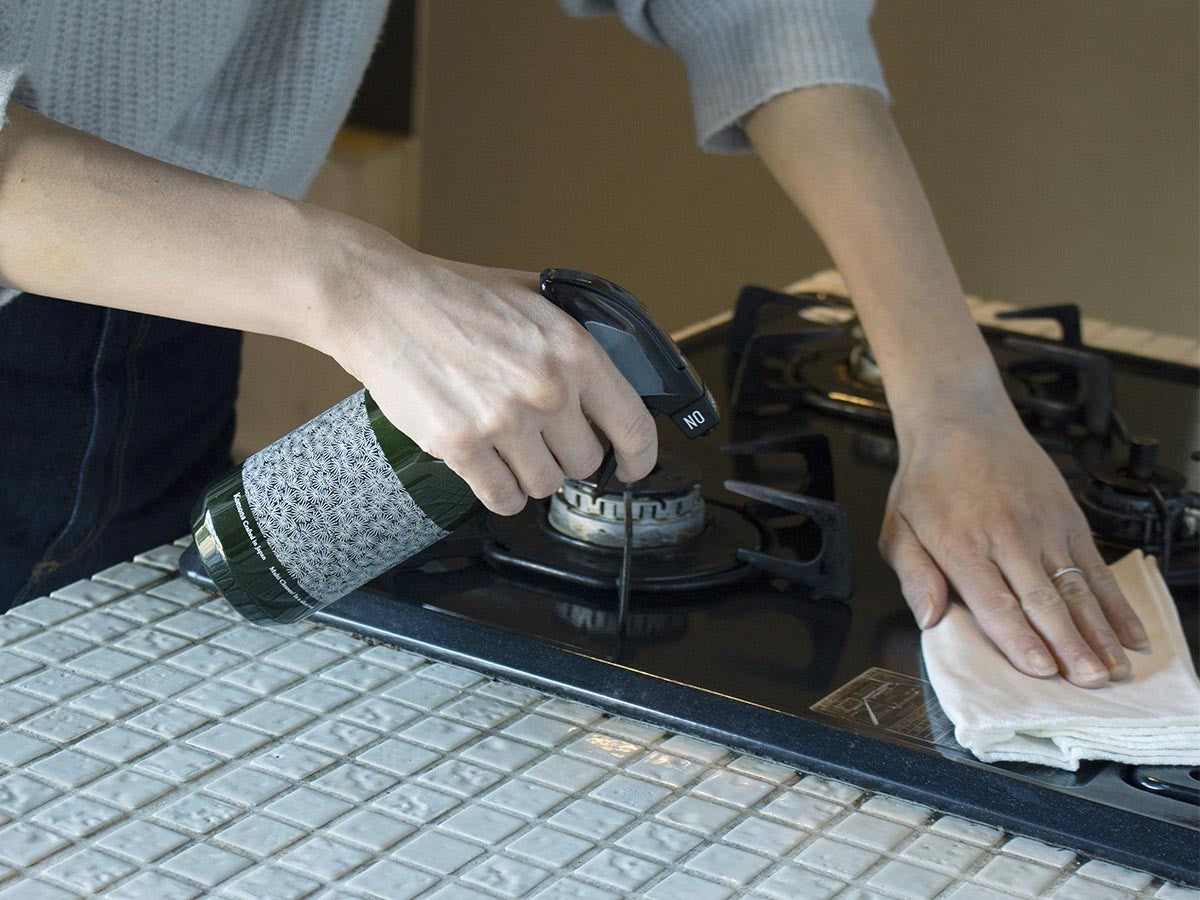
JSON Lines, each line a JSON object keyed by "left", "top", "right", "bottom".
{"left": 547, "top": 456, "right": 706, "bottom": 548}
{"left": 1080, "top": 438, "right": 1194, "bottom": 548}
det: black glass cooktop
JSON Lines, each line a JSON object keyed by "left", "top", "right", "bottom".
{"left": 313, "top": 301, "right": 1200, "bottom": 884}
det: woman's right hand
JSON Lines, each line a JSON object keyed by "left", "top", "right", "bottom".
{"left": 305, "top": 219, "right": 658, "bottom": 515}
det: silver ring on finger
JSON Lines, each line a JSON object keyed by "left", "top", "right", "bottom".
{"left": 1050, "top": 565, "right": 1085, "bottom": 583}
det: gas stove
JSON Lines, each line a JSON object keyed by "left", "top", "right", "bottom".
{"left": 311, "top": 283, "right": 1200, "bottom": 884}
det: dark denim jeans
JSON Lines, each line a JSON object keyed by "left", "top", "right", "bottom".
{"left": 0, "top": 293, "right": 242, "bottom": 611}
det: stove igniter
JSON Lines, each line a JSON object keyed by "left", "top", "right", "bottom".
{"left": 548, "top": 478, "right": 706, "bottom": 548}
{"left": 1080, "top": 438, "right": 1192, "bottom": 547}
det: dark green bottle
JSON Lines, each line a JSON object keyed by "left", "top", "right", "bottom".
{"left": 190, "top": 389, "right": 479, "bottom": 624}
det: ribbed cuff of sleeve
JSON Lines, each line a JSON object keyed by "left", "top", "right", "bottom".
{"left": 649, "top": 0, "right": 890, "bottom": 154}
{"left": 0, "top": 65, "right": 34, "bottom": 129}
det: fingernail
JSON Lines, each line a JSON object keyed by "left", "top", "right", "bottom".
{"left": 1027, "top": 650, "right": 1058, "bottom": 675}
{"left": 1076, "top": 658, "right": 1109, "bottom": 682}
{"left": 1104, "top": 652, "right": 1132, "bottom": 681}
{"left": 1127, "top": 620, "right": 1150, "bottom": 651}
{"left": 916, "top": 597, "right": 935, "bottom": 629}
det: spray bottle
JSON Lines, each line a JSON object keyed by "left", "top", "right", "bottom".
{"left": 185, "top": 269, "right": 719, "bottom": 624}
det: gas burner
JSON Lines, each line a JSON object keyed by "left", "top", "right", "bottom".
{"left": 728, "top": 287, "right": 1117, "bottom": 441}
{"left": 996, "top": 306, "right": 1115, "bottom": 436}
{"left": 727, "top": 285, "right": 888, "bottom": 422}
{"left": 548, "top": 461, "right": 705, "bottom": 548}
{"left": 488, "top": 453, "right": 759, "bottom": 593}
{"left": 1078, "top": 437, "right": 1200, "bottom": 581}
{"left": 486, "top": 489, "right": 765, "bottom": 593}
{"left": 390, "top": 454, "right": 854, "bottom": 602}
{"left": 484, "top": 461, "right": 854, "bottom": 598}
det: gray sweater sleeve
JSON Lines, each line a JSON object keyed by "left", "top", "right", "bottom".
{"left": 561, "top": 0, "right": 889, "bottom": 154}
{"left": 0, "top": 62, "right": 35, "bottom": 137}
{"left": 0, "top": 66, "right": 20, "bottom": 114}
{"left": 0, "top": 65, "right": 31, "bottom": 306}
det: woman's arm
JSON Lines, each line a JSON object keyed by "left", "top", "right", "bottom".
{"left": 745, "top": 85, "right": 1148, "bottom": 687}
{"left": 0, "top": 104, "right": 325, "bottom": 342}
{"left": 0, "top": 103, "right": 658, "bottom": 509}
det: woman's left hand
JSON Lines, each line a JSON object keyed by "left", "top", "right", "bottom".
{"left": 880, "top": 398, "right": 1150, "bottom": 688}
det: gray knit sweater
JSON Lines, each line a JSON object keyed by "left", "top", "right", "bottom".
{"left": 0, "top": 0, "right": 886, "bottom": 298}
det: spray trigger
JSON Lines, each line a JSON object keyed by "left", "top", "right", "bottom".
{"left": 538, "top": 268, "right": 719, "bottom": 498}
{"left": 583, "top": 446, "right": 620, "bottom": 497}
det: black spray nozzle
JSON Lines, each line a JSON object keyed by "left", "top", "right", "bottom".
{"left": 539, "top": 268, "right": 718, "bottom": 435}
{"left": 539, "top": 268, "right": 719, "bottom": 494}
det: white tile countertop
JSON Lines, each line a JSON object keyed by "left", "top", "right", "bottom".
{"left": 0, "top": 541, "right": 1196, "bottom": 900}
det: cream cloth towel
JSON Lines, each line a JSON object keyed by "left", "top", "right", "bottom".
{"left": 923, "top": 550, "right": 1200, "bottom": 770}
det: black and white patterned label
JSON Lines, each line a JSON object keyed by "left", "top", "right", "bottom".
{"left": 241, "top": 390, "right": 447, "bottom": 603}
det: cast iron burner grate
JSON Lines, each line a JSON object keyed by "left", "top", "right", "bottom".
{"left": 394, "top": 450, "right": 854, "bottom": 606}
{"left": 727, "top": 286, "right": 1116, "bottom": 439}
{"left": 724, "top": 285, "right": 1200, "bottom": 581}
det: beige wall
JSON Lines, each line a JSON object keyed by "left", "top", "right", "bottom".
{"left": 416, "top": 0, "right": 1198, "bottom": 335}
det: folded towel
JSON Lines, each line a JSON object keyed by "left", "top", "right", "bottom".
{"left": 923, "top": 550, "right": 1200, "bottom": 770}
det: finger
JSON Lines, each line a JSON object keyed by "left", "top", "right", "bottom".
{"left": 496, "top": 435, "right": 566, "bottom": 500}
{"left": 1049, "top": 563, "right": 1131, "bottom": 682}
{"left": 579, "top": 368, "right": 657, "bottom": 483}
{"left": 879, "top": 513, "right": 949, "bottom": 628}
{"left": 1000, "top": 554, "right": 1112, "bottom": 687}
{"left": 1070, "top": 531, "right": 1150, "bottom": 651}
{"left": 939, "top": 556, "right": 1059, "bottom": 678}
{"left": 541, "top": 409, "right": 605, "bottom": 481}
{"left": 442, "top": 446, "right": 525, "bottom": 515}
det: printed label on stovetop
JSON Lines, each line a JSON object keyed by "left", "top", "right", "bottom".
{"left": 812, "top": 667, "right": 960, "bottom": 750}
